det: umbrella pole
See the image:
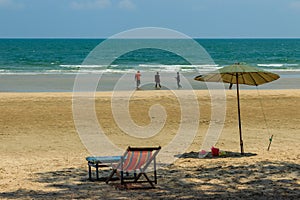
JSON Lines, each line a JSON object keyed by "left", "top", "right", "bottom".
{"left": 236, "top": 74, "right": 244, "bottom": 155}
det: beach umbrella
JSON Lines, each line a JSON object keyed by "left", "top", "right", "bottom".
{"left": 194, "top": 63, "right": 280, "bottom": 155}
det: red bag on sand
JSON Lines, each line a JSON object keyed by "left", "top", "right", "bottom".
{"left": 211, "top": 146, "right": 219, "bottom": 157}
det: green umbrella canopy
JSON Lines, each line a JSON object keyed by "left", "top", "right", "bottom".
{"left": 194, "top": 63, "right": 280, "bottom": 86}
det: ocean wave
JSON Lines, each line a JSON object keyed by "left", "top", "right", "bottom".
{"left": 58, "top": 64, "right": 221, "bottom": 73}
{"left": 257, "top": 63, "right": 299, "bottom": 68}
{"left": 137, "top": 64, "right": 220, "bottom": 72}
{"left": 1, "top": 63, "right": 300, "bottom": 75}
{"left": 60, "top": 64, "right": 117, "bottom": 68}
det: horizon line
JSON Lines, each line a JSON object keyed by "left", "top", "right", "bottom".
{"left": 1, "top": 37, "right": 300, "bottom": 39}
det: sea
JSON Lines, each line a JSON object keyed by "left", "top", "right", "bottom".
{"left": 0, "top": 38, "right": 299, "bottom": 92}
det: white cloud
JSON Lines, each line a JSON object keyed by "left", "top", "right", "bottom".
{"left": 70, "top": 0, "right": 111, "bottom": 10}
{"left": 118, "top": 0, "right": 136, "bottom": 10}
{"left": 289, "top": 1, "right": 300, "bottom": 10}
{"left": 0, "top": 0, "right": 23, "bottom": 10}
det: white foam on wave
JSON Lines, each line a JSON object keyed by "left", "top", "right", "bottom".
{"left": 2, "top": 63, "right": 299, "bottom": 75}
{"left": 258, "top": 64, "right": 284, "bottom": 67}
{"left": 257, "top": 63, "right": 300, "bottom": 72}
{"left": 137, "top": 64, "right": 219, "bottom": 72}
{"left": 60, "top": 64, "right": 116, "bottom": 68}
{"left": 258, "top": 63, "right": 299, "bottom": 67}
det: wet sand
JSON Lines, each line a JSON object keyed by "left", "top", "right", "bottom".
{"left": 1, "top": 71, "right": 300, "bottom": 92}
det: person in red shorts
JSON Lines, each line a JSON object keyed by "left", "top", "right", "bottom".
{"left": 135, "top": 71, "right": 141, "bottom": 89}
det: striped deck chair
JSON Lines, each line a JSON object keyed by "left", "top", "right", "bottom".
{"left": 106, "top": 146, "right": 161, "bottom": 188}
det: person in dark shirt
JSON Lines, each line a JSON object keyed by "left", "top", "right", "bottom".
{"left": 155, "top": 72, "right": 161, "bottom": 89}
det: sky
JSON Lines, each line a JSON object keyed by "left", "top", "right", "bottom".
{"left": 0, "top": 0, "right": 300, "bottom": 38}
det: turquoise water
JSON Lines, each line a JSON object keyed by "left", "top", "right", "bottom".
{"left": 0, "top": 39, "right": 299, "bottom": 92}
{"left": 0, "top": 39, "right": 299, "bottom": 74}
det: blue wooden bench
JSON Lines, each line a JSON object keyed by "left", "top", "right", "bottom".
{"left": 86, "top": 156, "right": 121, "bottom": 180}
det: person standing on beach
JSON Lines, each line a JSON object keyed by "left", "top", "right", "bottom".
{"left": 135, "top": 71, "right": 141, "bottom": 89}
{"left": 155, "top": 72, "right": 161, "bottom": 89}
{"left": 175, "top": 72, "right": 182, "bottom": 89}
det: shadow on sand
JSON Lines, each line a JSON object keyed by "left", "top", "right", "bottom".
{"left": 0, "top": 160, "right": 299, "bottom": 199}
{"left": 176, "top": 151, "right": 257, "bottom": 159}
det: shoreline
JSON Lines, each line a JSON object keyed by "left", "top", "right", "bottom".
{"left": 0, "top": 71, "right": 300, "bottom": 92}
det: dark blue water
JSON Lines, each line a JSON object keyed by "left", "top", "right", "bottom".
{"left": 200, "top": 39, "right": 300, "bottom": 70}
{"left": 0, "top": 39, "right": 299, "bottom": 75}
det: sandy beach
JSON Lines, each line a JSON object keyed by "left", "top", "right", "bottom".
{"left": 0, "top": 89, "right": 299, "bottom": 199}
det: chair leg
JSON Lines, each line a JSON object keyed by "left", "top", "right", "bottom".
{"left": 154, "top": 157, "right": 157, "bottom": 184}
{"left": 154, "top": 169, "right": 157, "bottom": 184}
{"left": 106, "top": 169, "right": 117, "bottom": 184}
{"left": 143, "top": 173, "right": 155, "bottom": 188}
{"left": 121, "top": 171, "right": 124, "bottom": 184}
{"left": 134, "top": 172, "right": 143, "bottom": 183}
{"left": 88, "top": 163, "right": 92, "bottom": 180}
{"left": 133, "top": 172, "right": 155, "bottom": 188}
{"left": 96, "top": 163, "right": 99, "bottom": 180}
